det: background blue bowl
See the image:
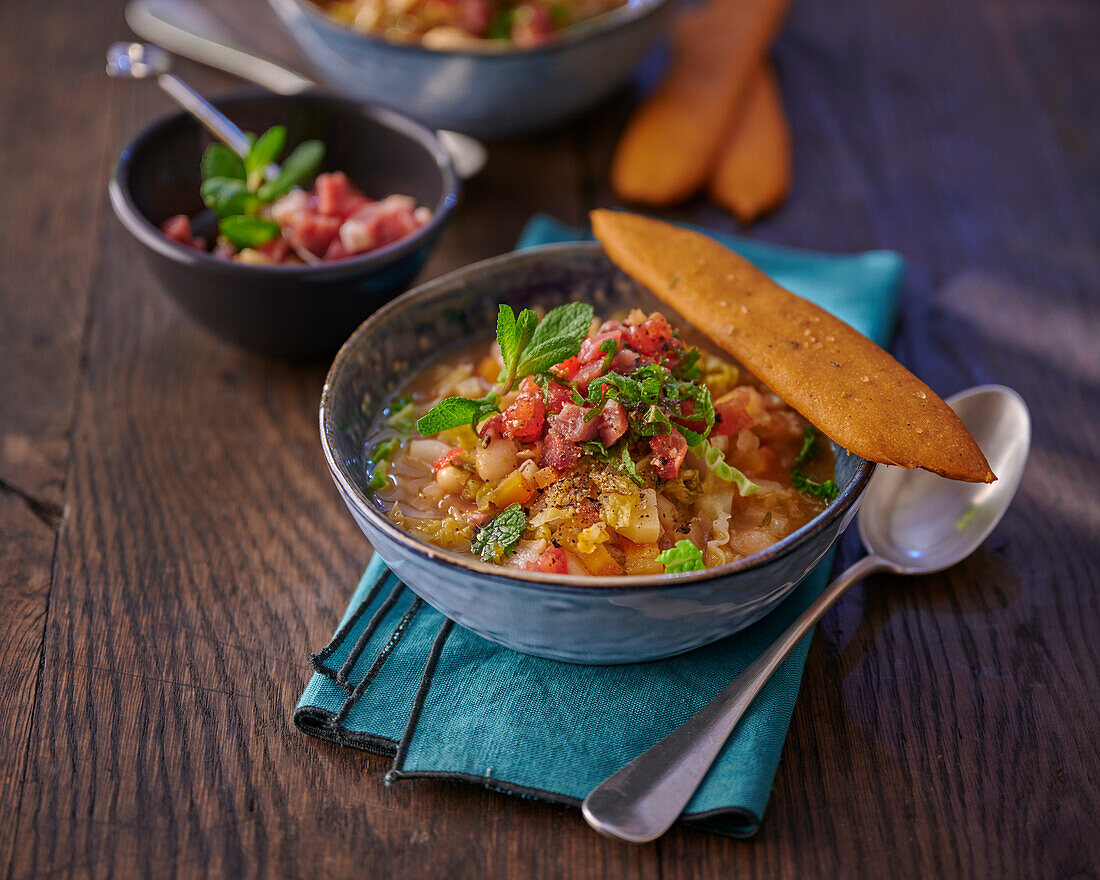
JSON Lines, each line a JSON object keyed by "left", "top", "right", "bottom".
{"left": 320, "top": 243, "right": 874, "bottom": 662}
{"left": 269, "top": 0, "right": 676, "bottom": 138}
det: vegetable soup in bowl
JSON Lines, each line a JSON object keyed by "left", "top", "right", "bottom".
{"left": 321, "top": 243, "right": 873, "bottom": 663}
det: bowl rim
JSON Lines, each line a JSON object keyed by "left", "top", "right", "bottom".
{"left": 283, "top": 0, "right": 674, "bottom": 59}
{"left": 109, "top": 88, "right": 459, "bottom": 277}
{"left": 320, "top": 241, "right": 876, "bottom": 594}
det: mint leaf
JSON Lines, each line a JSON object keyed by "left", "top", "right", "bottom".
{"left": 201, "top": 143, "right": 246, "bottom": 182}
{"left": 470, "top": 503, "right": 527, "bottom": 561}
{"left": 245, "top": 125, "right": 285, "bottom": 187}
{"left": 416, "top": 393, "right": 499, "bottom": 436}
{"left": 516, "top": 335, "right": 588, "bottom": 378}
{"left": 257, "top": 139, "right": 324, "bottom": 202}
{"left": 219, "top": 215, "right": 280, "bottom": 248}
{"left": 497, "top": 304, "right": 518, "bottom": 368}
{"left": 529, "top": 301, "right": 593, "bottom": 350}
{"left": 200, "top": 177, "right": 257, "bottom": 218}
{"left": 657, "top": 539, "right": 705, "bottom": 573}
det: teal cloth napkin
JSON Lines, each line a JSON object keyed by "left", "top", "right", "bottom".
{"left": 295, "top": 214, "right": 905, "bottom": 837}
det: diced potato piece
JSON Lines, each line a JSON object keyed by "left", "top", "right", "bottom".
{"left": 487, "top": 470, "right": 536, "bottom": 508}
{"left": 620, "top": 538, "right": 665, "bottom": 575}
{"left": 557, "top": 522, "right": 623, "bottom": 576}
{"left": 611, "top": 488, "right": 660, "bottom": 544}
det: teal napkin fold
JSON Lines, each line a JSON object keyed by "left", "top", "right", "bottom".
{"left": 295, "top": 214, "right": 905, "bottom": 837}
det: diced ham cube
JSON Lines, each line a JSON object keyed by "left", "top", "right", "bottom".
{"left": 339, "top": 194, "right": 421, "bottom": 255}
{"left": 609, "top": 349, "right": 639, "bottom": 373}
{"left": 549, "top": 402, "right": 599, "bottom": 443}
{"left": 578, "top": 329, "right": 623, "bottom": 364}
{"left": 160, "top": 214, "right": 206, "bottom": 251}
{"left": 572, "top": 359, "right": 606, "bottom": 393}
{"left": 291, "top": 211, "right": 342, "bottom": 256}
{"left": 316, "top": 171, "right": 370, "bottom": 219}
{"left": 269, "top": 188, "right": 311, "bottom": 228}
{"left": 544, "top": 381, "right": 573, "bottom": 415}
{"left": 596, "top": 400, "right": 629, "bottom": 447}
{"left": 542, "top": 430, "right": 580, "bottom": 471}
{"left": 649, "top": 432, "right": 688, "bottom": 479}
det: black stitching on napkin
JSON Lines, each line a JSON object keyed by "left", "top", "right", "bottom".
{"left": 333, "top": 596, "right": 425, "bottom": 726}
{"left": 385, "top": 618, "right": 454, "bottom": 783}
{"left": 309, "top": 565, "right": 393, "bottom": 677}
{"left": 335, "top": 579, "right": 407, "bottom": 692}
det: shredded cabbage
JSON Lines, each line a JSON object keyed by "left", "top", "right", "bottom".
{"left": 693, "top": 442, "right": 762, "bottom": 497}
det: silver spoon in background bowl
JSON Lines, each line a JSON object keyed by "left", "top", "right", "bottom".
{"left": 124, "top": 0, "right": 488, "bottom": 180}
{"left": 582, "top": 384, "right": 1031, "bottom": 843}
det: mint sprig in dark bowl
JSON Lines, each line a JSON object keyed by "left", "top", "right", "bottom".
{"left": 109, "top": 90, "right": 458, "bottom": 358}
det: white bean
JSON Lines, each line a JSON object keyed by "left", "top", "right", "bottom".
{"left": 435, "top": 465, "right": 467, "bottom": 494}
{"left": 476, "top": 437, "right": 518, "bottom": 482}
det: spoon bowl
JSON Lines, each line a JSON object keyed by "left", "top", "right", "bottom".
{"left": 859, "top": 385, "right": 1031, "bottom": 574}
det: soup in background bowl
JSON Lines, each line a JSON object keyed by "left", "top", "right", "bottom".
{"left": 320, "top": 242, "right": 873, "bottom": 663}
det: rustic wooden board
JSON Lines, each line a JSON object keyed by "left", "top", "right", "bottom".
{"left": 1, "top": 0, "right": 1097, "bottom": 877}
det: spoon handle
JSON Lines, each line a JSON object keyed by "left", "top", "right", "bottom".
{"left": 156, "top": 71, "right": 251, "bottom": 156}
{"left": 582, "top": 553, "right": 891, "bottom": 843}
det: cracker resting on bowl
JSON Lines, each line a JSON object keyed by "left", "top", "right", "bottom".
{"left": 591, "top": 210, "right": 995, "bottom": 483}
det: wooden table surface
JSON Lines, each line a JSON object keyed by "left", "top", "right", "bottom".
{"left": 2, "top": 0, "right": 1097, "bottom": 877}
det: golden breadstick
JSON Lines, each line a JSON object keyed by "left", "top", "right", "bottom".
{"left": 591, "top": 210, "right": 995, "bottom": 483}
{"left": 611, "top": 0, "right": 790, "bottom": 206}
{"left": 708, "top": 63, "right": 792, "bottom": 222}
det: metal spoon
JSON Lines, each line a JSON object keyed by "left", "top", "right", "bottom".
{"left": 582, "top": 384, "right": 1031, "bottom": 843}
{"left": 124, "top": 0, "right": 488, "bottom": 180}
{"left": 107, "top": 41, "right": 268, "bottom": 169}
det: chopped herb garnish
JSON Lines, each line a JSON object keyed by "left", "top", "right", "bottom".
{"left": 657, "top": 539, "right": 705, "bottom": 573}
{"left": 792, "top": 470, "right": 840, "bottom": 502}
{"left": 600, "top": 338, "right": 619, "bottom": 372}
{"left": 469, "top": 503, "right": 527, "bottom": 561}
{"left": 582, "top": 440, "right": 645, "bottom": 485}
{"left": 791, "top": 426, "right": 838, "bottom": 502}
{"left": 416, "top": 302, "right": 593, "bottom": 437}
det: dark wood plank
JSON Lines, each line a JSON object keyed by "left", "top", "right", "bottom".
{"left": 0, "top": 1, "right": 123, "bottom": 874}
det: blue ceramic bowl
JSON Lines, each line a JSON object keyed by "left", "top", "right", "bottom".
{"left": 268, "top": 0, "right": 675, "bottom": 138}
{"left": 109, "top": 90, "right": 459, "bottom": 358}
{"left": 320, "top": 243, "right": 874, "bottom": 663}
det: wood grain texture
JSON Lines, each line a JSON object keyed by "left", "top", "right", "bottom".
{"left": 1, "top": 0, "right": 1098, "bottom": 877}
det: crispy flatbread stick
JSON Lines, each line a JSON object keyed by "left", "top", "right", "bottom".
{"left": 591, "top": 210, "right": 995, "bottom": 483}
{"left": 708, "top": 63, "right": 792, "bottom": 223}
{"left": 611, "top": 0, "right": 790, "bottom": 206}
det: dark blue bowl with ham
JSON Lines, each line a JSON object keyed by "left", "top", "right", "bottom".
{"left": 109, "top": 90, "right": 459, "bottom": 358}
